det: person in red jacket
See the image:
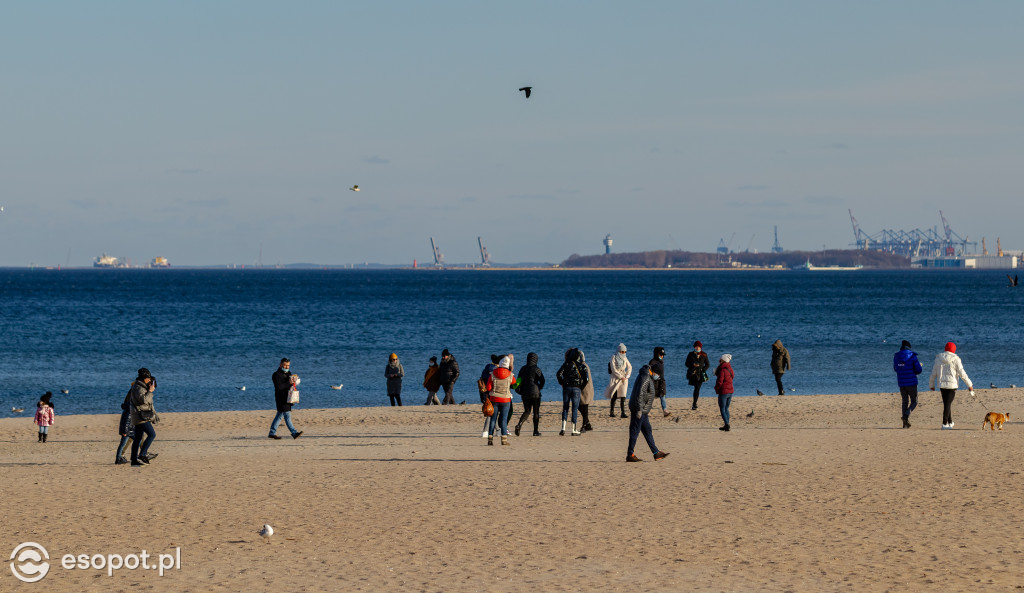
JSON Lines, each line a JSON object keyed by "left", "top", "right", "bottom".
{"left": 714, "top": 354, "right": 735, "bottom": 432}
{"left": 486, "top": 356, "right": 516, "bottom": 445}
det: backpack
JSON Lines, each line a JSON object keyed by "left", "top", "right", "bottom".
{"left": 561, "top": 361, "right": 583, "bottom": 387}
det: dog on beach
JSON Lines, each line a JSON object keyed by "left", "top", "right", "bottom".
{"left": 982, "top": 412, "right": 1009, "bottom": 431}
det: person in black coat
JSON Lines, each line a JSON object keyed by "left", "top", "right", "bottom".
{"left": 514, "top": 352, "right": 545, "bottom": 436}
{"left": 650, "top": 347, "right": 670, "bottom": 417}
{"left": 438, "top": 349, "right": 461, "bottom": 405}
{"left": 269, "top": 358, "right": 303, "bottom": 439}
{"left": 114, "top": 388, "right": 135, "bottom": 465}
{"left": 685, "top": 341, "right": 710, "bottom": 410}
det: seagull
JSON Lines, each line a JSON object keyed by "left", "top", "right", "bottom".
{"left": 330, "top": 384, "right": 343, "bottom": 390}
{"left": 60, "top": 389, "right": 69, "bottom": 394}
{"left": 349, "top": 185, "right": 360, "bottom": 192}
{"left": 746, "top": 410, "right": 755, "bottom": 418}
{"left": 236, "top": 386, "right": 246, "bottom": 391}
{"left": 789, "top": 388, "right": 796, "bottom": 392}
{"left": 1010, "top": 384, "right": 1017, "bottom": 388}
{"left": 257, "top": 524, "right": 273, "bottom": 543}
{"left": 11, "top": 407, "right": 24, "bottom": 413}
{"left": 990, "top": 383, "right": 997, "bottom": 389}
{"left": 459, "top": 400, "right": 466, "bottom": 405}
{"left": 756, "top": 389, "right": 766, "bottom": 396}
{"left": 518, "top": 86, "right": 532, "bottom": 98}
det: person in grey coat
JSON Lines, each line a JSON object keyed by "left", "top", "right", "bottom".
{"left": 129, "top": 368, "right": 159, "bottom": 466}
{"left": 626, "top": 364, "right": 669, "bottom": 462}
{"left": 385, "top": 353, "right": 405, "bottom": 406}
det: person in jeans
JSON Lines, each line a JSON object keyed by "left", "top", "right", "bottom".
{"left": 485, "top": 356, "right": 516, "bottom": 445}
{"left": 928, "top": 342, "right": 974, "bottom": 429}
{"left": 556, "top": 348, "right": 589, "bottom": 436}
{"left": 626, "top": 363, "right": 669, "bottom": 462}
{"left": 714, "top": 354, "right": 735, "bottom": 432}
{"left": 269, "top": 358, "right": 303, "bottom": 440}
{"left": 479, "top": 354, "right": 500, "bottom": 439}
{"left": 650, "top": 346, "right": 670, "bottom": 416}
{"left": 385, "top": 353, "right": 405, "bottom": 406}
{"left": 514, "top": 352, "right": 545, "bottom": 436}
{"left": 129, "top": 368, "right": 159, "bottom": 466}
{"left": 893, "top": 340, "right": 923, "bottom": 428}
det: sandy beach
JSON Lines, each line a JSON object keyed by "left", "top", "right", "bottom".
{"left": 2, "top": 390, "right": 1022, "bottom": 592}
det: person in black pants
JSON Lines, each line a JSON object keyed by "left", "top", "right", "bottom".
{"left": 685, "top": 341, "right": 710, "bottom": 410}
{"left": 770, "top": 340, "right": 791, "bottom": 395}
{"left": 514, "top": 352, "right": 545, "bottom": 436}
{"left": 438, "top": 349, "right": 460, "bottom": 405}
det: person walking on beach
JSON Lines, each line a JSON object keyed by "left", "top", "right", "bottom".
{"left": 929, "top": 342, "right": 974, "bottom": 429}
{"left": 714, "top": 354, "right": 735, "bottom": 432}
{"left": 385, "top": 353, "right": 405, "bottom": 406}
{"left": 485, "top": 356, "right": 516, "bottom": 445}
{"left": 626, "top": 363, "right": 669, "bottom": 462}
{"left": 34, "top": 392, "right": 54, "bottom": 443}
{"left": 685, "top": 341, "right": 710, "bottom": 410}
{"left": 578, "top": 350, "right": 595, "bottom": 432}
{"left": 771, "top": 339, "right": 791, "bottom": 395}
{"left": 556, "top": 348, "right": 589, "bottom": 436}
{"left": 651, "top": 346, "right": 670, "bottom": 416}
{"left": 129, "top": 368, "right": 159, "bottom": 466}
{"left": 115, "top": 387, "right": 134, "bottom": 464}
{"left": 438, "top": 349, "right": 460, "bottom": 405}
{"left": 514, "top": 352, "right": 545, "bottom": 436}
{"left": 893, "top": 340, "right": 923, "bottom": 428}
{"left": 605, "top": 344, "right": 632, "bottom": 418}
{"left": 423, "top": 356, "right": 442, "bottom": 405}
{"left": 269, "top": 358, "right": 303, "bottom": 440}
{"left": 479, "top": 354, "right": 500, "bottom": 439}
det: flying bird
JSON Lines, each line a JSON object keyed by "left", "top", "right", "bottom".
{"left": 349, "top": 185, "right": 360, "bottom": 192}
{"left": 518, "top": 86, "right": 532, "bottom": 99}
{"left": 236, "top": 386, "right": 246, "bottom": 391}
{"left": 11, "top": 407, "right": 24, "bottom": 413}
{"left": 756, "top": 389, "right": 766, "bottom": 396}
{"left": 330, "top": 384, "right": 344, "bottom": 390}
{"left": 257, "top": 524, "right": 273, "bottom": 543}
{"left": 746, "top": 410, "right": 755, "bottom": 418}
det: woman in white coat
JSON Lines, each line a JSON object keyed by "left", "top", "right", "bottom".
{"left": 928, "top": 341, "right": 974, "bottom": 429}
{"left": 605, "top": 344, "right": 632, "bottom": 418}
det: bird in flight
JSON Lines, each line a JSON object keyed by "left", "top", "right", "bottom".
{"left": 518, "top": 86, "right": 532, "bottom": 99}
{"left": 330, "top": 384, "right": 344, "bottom": 390}
{"left": 350, "top": 185, "right": 360, "bottom": 192}
{"left": 236, "top": 386, "right": 246, "bottom": 391}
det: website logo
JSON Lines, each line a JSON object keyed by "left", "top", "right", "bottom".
{"left": 10, "top": 542, "right": 50, "bottom": 583}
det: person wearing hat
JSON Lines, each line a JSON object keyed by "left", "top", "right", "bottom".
{"left": 626, "top": 363, "right": 669, "bottom": 462}
{"left": 650, "top": 346, "right": 670, "bottom": 417}
{"left": 713, "top": 354, "right": 735, "bottom": 431}
{"left": 604, "top": 343, "right": 632, "bottom": 418}
{"left": 385, "top": 353, "right": 405, "bottom": 406}
{"left": 129, "top": 368, "right": 160, "bottom": 466}
{"left": 485, "top": 356, "right": 516, "bottom": 445}
{"left": 928, "top": 342, "right": 974, "bottom": 429}
{"left": 893, "top": 340, "right": 923, "bottom": 428}
{"left": 438, "top": 349, "right": 460, "bottom": 405}
{"left": 685, "top": 341, "right": 710, "bottom": 410}
{"left": 423, "top": 356, "right": 442, "bottom": 405}
{"left": 270, "top": 358, "right": 303, "bottom": 440}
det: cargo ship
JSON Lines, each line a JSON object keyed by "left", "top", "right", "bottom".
{"left": 93, "top": 254, "right": 121, "bottom": 268}
{"left": 793, "top": 258, "right": 863, "bottom": 271}
{"left": 150, "top": 257, "right": 170, "bottom": 268}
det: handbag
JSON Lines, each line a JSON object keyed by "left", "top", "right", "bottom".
{"left": 482, "top": 397, "right": 494, "bottom": 417}
{"left": 287, "top": 389, "right": 300, "bottom": 404}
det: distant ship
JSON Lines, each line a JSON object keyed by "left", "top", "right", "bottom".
{"left": 93, "top": 254, "right": 120, "bottom": 268}
{"left": 793, "top": 258, "right": 863, "bottom": 271}
{"left": 150, "top": 257, "right": 170, "bottom": 268}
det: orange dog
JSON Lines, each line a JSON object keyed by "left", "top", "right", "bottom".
{"left": 982, "top": 412, "right": 1010, "bottom": 431}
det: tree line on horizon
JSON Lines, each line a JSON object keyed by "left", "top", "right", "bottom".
{"left": 561, "top": 249, "right": 910, "bottom": 269}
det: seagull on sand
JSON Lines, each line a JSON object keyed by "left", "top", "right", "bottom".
{"left": 518, "top": 86, "right": 532, "bottom": 98}
{"left": 236, "top": 386, "right": 246, "bottom": 391}
{"left": 349, "top": 185, "right": 360, "bottom": 192}
{"left": 330, "top": 384, "right": 343, "bottom": 390}
{"left": 257, "top": 524, "right": 273, "bottom": 543}
{"left": 11, "top": 407, "right": 24, "bottom": 413}
{"left": 756, "top": 389, "right": 766, "bottom": 396}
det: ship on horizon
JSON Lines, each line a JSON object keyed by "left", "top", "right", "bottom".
{"left": 93, "top": 254, "right": 121, "bottom": 268}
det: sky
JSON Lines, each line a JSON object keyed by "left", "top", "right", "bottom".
{"left": 2, "top": 1, "right": 1023, "bottom": 266}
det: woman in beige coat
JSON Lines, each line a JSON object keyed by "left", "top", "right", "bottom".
{"left": 578, "top": 351, "right": 595, "bottom": 432}
{"left": 604, "top": 343, "right": 632, "bottom": 418}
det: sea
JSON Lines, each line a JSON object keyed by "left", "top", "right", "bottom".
{"left": 2, "top": 268, "right": 1023, "bottom": 416}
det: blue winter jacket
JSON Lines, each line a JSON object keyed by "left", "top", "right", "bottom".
{"left": 893, "top": 347, "right": 923, "bottom": 387}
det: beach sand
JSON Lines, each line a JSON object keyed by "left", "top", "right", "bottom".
{"left": 2, "top": 390, "right": 1022, "bottom": 592}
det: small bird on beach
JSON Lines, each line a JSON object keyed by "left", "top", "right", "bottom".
{"left": 11, "top": 407, "right": 24, "bottom": 413}
{"left": 789, "top": 388, "right": 796, "bottom": 392}
{"left": 459, "top": 400, "right": 466, "bottom": 405}
{"left": 756, "top": 389, "right": 766, "bottom": 396}
{"left": 349, "top": 185, "right": 360, "bottom": 192}
{"left": 330, "top": 384, "right": 343, "bottom": 390}
{"left": 257, "top": 524, "right": 273, "bottom": 543}
{"left": 236, "top": 386, "right": 246, "bottom": 391}
{"left": 60, "top": 389, "right": 69, "bottom": 394}
{"left": 746, "top": 410, "right": 755, "bottom": 418}
{"left": 518, "top": 86, "right": 532, "bottom": 98}
{"left": 990, "top": 383, "right": 997, "bottom": 389}
{"left": 1010, "top": 384, "right": 1017, "bottom": 388}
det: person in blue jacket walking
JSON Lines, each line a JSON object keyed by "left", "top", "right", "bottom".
{"left": 893, "top": 340, "right": 923, "bottom": 428}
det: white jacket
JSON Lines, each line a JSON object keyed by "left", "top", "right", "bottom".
{"left": 603, "top": 354, "right": 632, "bottom": 399}
{"left": 928, "top": 351, "right": 972, "bottom": 391}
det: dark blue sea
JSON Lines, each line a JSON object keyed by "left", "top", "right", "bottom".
{"left": 2, "top": 269, "right": 1023, "bottom": 416}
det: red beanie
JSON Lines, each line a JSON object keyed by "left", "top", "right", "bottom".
{"left": 694, "top": 341, "right": 703, "bottom": 349}
{"left": 945, "top": 342, "right": 956, "bottom": 353}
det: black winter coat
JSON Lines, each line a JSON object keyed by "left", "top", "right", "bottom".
{"left": 649, "top": 358, "right": 667, "bottom": 398}
{"left": 516, "top": 353, "right": 545, "bottom": 399}
{"left": 685, "top": 351, "right": 710, "bottom": 385}
{"left": 273, "top": 368, "right": 293, "bottom": 412}
{"left": 438, "top": 356, "right": 460, "bottom": 386}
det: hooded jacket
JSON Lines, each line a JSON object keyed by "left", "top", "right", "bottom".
{"left": 385, "top": 359, "right": 405, "bottom": 394}
{"left": 34, "top": 402, "right": 54, "bottom": 427}
{"left": 604, "top": 351, "right": 632, "bottom": 399}
{"left": 515, "top": 353, "right": 545, "bottom": 399}
{"left": 771, "top": 340, "right": 791, "bottom": 374}
{"left": 556, "top": 349, "right": 590, "bottom": 390}
{"left": 438, "top": 355, "right": 460, "bottom": 386}
{"left": 928, "top": 351, "right": 972, "bottom": 391}
{"left": 629, "top": 365, "right": 656, "bottom": 414}
{"left": 893, "top": 346, "right": 923, "bottom": 387}
{"left": 714, "top": 360, "right": 734, "bottom": 395}
{"left": 486, "top": 366, "right": 516, "bottom": 404}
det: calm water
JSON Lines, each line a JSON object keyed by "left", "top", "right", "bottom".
{"left": 2, "top": 268, "right": 1023, "bottom": 415}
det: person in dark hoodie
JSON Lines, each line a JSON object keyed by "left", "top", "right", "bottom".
{"left": 115, "top": 387, "right": 135, "bottom": 464}
{"left": 685, "top": 341, "right": 710, "bottom": 410}
{"left": 893, "top": 340, "right": 923, "bottom": 428}
{"left": 514, "top": 352, "right": 545, "bottom": 436}
{"left": 770, "top": 339, "right": 791, "bottom": 395}
{"left": 438, "top": 349, "right": 460, "bottom": 405}
{"left": 651, "top": 346, "right": 670, "bottom": 417}
{"left": 626, "top": 363, "right": 669, "bottom": 462}
{"left": 556, "top": 348, "right": 589, "bottom": 436}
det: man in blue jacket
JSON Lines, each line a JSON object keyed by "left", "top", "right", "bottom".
{"left": 893, "top": 340, "right": 923, "bottom": 428}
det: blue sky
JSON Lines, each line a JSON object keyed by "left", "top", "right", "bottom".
{"left": 2, "top": 1, "right": 1022, "bottom": 266}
